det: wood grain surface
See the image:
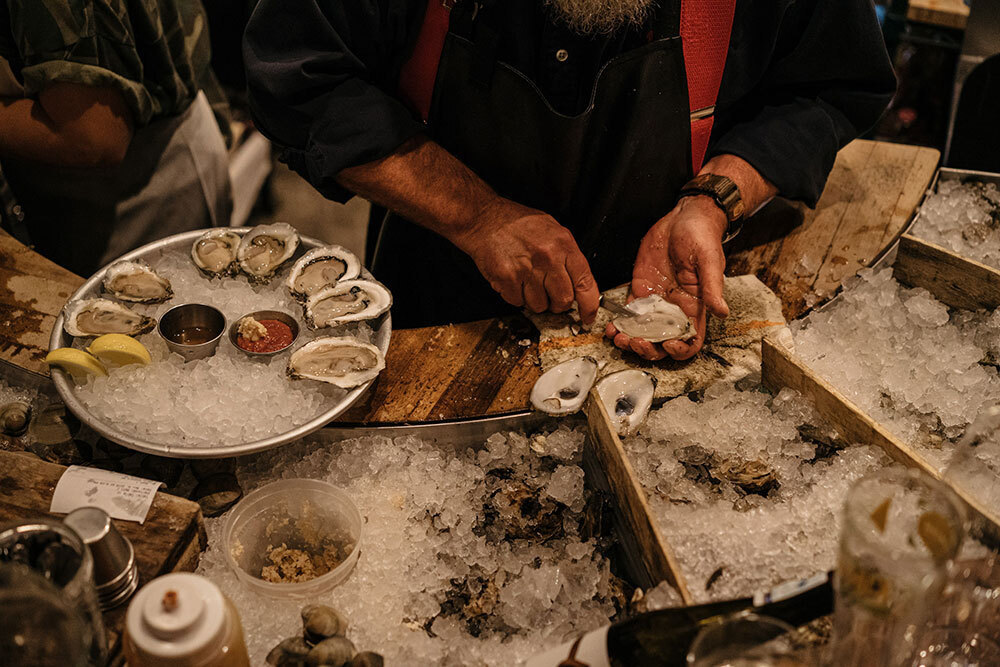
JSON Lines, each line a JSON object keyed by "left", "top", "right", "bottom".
{"left": 907, "top": 0, "right": 969, "bottom": 30}
{"left": 0, "top": 450, "right": 206, "bottom": 654}
{"left": 0, "top": 140, "right": 939, "bottom": 426}
{"left": 894, "top": 234, "right": 1000, "bottom": 311}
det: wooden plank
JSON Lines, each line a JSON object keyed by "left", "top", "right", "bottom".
{"left": 893, "top": 234, "right": 1000, "bottom": 311}
{"left": 0, "top": 450, "right": 205, "bottom": 654}
{"left": 727, "top": 141, "right": 940, "bottom": 321}
{"left": 760, "top": 337, "right": 1000, "bottom": 537}
{"left": 584, "top": 392, "right": 693, "bottom": 603}
{"left": 907, "top": 0, "right": 969, "bottom": 30}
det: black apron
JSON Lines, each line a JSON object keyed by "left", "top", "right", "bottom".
{"left": 372, "top": 3, "right": 693, "bottom": 328}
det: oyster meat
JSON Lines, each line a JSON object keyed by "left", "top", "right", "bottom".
{"left": 287, "top": 336, "right": 385, "bottom": 388}
{"left": 191, "top": 229, "right": 241, "bottom": 277}
{"left": 63, "top": 299, "right": 155, "bottom": 337}
{"left": 237, "top": 222, "right": 299, "bottom": 283}
{"left": 530, "top": 357, "right": 598, "bottom": 415}
{"left": 286, "top": 246, "right": 361, "bottom": 301}
{"left": 612, "top": 295, "right": 695, "bottom": 342}
{"left": 102, "top": 261, "right": 172, "bottom": 304}
{"left": 595, "top": 369, "right": 656, "bottom": 436}
{"left": 304, "top": 280, "right": 392, "bottom": 328}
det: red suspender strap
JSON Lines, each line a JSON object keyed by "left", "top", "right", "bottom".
{"left": 681, "top": 0, "right": 738, "bottom": 173}
{"left": 398, "top": 1, "right": 452, "bottom": 122}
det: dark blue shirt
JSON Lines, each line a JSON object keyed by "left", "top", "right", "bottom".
{"left": 244, "top": 0, "right": 896, "bottom": 207}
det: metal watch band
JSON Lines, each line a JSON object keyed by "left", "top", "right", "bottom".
{"left": 677, "top": 174, "right": 746, "bottom": 243}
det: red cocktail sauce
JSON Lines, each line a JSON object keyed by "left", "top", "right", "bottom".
{"left": 237, "top": 319, "right": 294, "bottom": 353}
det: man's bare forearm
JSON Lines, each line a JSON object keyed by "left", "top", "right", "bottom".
{"left": 699, "top": 154, "right": 778, "bottom": 215}
{"left": 337, "top": 135, "right": 512, "bottom": 253}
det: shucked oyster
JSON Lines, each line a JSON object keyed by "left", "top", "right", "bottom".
{"left": 102, "top": 261, "right": 172, "bottom": 304}
{"left": 191, "top": 229, "right": 241, "bottom": 277}
{"left": 612, "top": 295, "right": 695, "bottom": 343}
{"left": 62, "top": 299, "right": 155, "bottom": 337}
{"left": 286, "top": 245, "right": 361, "bottom": 301}
{"left": 237, "top": 222, "right": 299, "bottom": 284}
{"left": 595, "top": 369, "right": 656, "bottom": 437}
{"left": 304, "top": 280, "right": 392, "bottom": 328}
{"left": 530, "top": 357, "right": 598, "bottom": 415}
{"left": 287, "top": 336, "right": 385, "bottom": 388}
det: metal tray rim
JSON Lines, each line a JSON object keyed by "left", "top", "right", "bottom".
{"left": 47, "top": 227, "right": 392, "bottom": 459}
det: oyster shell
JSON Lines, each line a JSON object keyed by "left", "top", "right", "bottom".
{"left": 286, "top": 246, "right": 361, "bottom": 301}
{"left": 102, "top": 261, "right": 172, "bottom": 304}
{"left": 63, "top": 299, "right": 155, "bottom": 337}
{"left": 530, "top": 357, "right": 598, "bottom": 415}
{"left": 287, "top": 336, "right": 385, "bottom": 388}
{"left": 191, "top": 229, "right": 241, "bottom": 277}
{"left": 595, "top": 369, "right": 656, "bottom": 436}
{"left": 612, "top": 295, "right": 695, "bottom": 342}
{"left": 304, "top": 280, "right": 392, "bottom": 328}
{"left": 237, "top": 222, "right": 300, "bottom": 283}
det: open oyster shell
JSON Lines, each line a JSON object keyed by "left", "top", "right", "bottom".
{"left": 287, "top": 336, "right": 385, "bottom": 388}
{"left": 237, "top": 222, "right": 300, "bottom": 284}
{"left": 191, "top": 229, "right": 241, "bottom": 277}
{"left": 612, "top": 295, "right": 695, "bottom": 343}
{"left": 102, "top": 261, "right": 172, "bottom": 304}
{"left": 62, "top": 298, "right": 155, "bottom": 338}
{"left": 595, "top": 369, "right": 656, "bottom": 437}
{"left": 530, "top": 356, "right": 598, "bottom": 415}
{"left": 286, "top": 245, "right": 361, "bottom": 301}
{"left": 304, "top": 280, "right": 392, "bottom": 328}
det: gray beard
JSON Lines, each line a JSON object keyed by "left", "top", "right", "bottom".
{"left": 543, "top": 0, "right": 657, "bottom": 35}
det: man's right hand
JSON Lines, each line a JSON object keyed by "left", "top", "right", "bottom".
{"left": 453, "top": 199, "right": 600, "bottom": 326}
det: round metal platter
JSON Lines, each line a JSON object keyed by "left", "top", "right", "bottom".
{"left": 48, "top": 228, "right": 391, "bottom": 459}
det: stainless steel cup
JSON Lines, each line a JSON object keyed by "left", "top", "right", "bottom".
{"left": 157, "top": 303, "right": 226, "bottom": 361}
{"left": 63, "top": 507, "right": 138, "bottom": 610}
{"left": 228, "top": 310, "right": 300, "bottom": 358}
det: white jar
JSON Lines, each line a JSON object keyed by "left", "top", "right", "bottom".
{"left": 123, "top": 573, "right": 250, "bottom": 667}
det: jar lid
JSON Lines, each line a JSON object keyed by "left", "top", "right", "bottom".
{"left": 125, "top": 573, "right": 228, "bottom": 666}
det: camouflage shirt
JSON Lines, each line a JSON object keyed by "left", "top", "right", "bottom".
{"left": 0, "top": 0, "right": 230, "bottom": 138}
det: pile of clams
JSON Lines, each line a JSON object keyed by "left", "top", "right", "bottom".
{"left": 266, "top": 604, "right": 383, "bottom": 667}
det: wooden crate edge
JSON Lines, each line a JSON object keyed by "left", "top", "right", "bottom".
{"left": 894, "top": 234, "right": 1000, "bottom": 311}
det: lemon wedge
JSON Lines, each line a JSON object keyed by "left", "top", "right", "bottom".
{"left": 87, "top": 334, "right": 151, "bottom": 366}
{"left": 45, "top": 348, "right": 108, "bottom": 380}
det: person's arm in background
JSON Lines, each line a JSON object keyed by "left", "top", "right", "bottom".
{"left": 0, "top": 82, "right": 133, "bottom": 167}
{"left": 610, "top": 0, "right": 897, "bottom": 361}
{"left": 244, "top": 0, "right": 600, "bottom": 323}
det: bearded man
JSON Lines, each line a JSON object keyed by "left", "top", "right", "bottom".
{"left": 244, "top": 0, "right": 895, "bottom": 360}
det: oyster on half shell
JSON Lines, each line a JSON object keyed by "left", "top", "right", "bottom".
{"left": 191, "top": 229, "right": 241, "bottom": 277}
{"left": 237, "top": 222, "right": 299, "bottom": 283}
{"left": 595, "top": 369, "right": 656, "bottom": 437}
{"left": 304, "top": 280, "right": 392, "bottom": 328}
{"left": 530, "top": 357, "right": 598, "bottom": 415}
{"left": 286, "top": 245, "right": 361, "bottom": 301}
{"left": 612, "top": 295, "right": 695, "bottom": 343}
{"left": 287, "top": 336, "right": 385, "bottom": 388}
{"left": 102, "top": 261, "right": 172, "bottom": 304}
{"left": 62, "top": 299, "right": 155, "bottom": 337}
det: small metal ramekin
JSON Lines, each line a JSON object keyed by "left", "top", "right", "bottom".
{"left": 157, "top": 303, "right": 226, "bottom": 362}
{"left": 228, "top": 310, "right": 299, "bottom": 358}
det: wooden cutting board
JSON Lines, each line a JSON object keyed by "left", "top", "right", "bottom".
{"left": 0, "top": 140, "right": 939, "bottom": 426}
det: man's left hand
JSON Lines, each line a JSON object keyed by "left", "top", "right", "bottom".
{"left": 606, "top": 195, "right": 731, "bottom": 360}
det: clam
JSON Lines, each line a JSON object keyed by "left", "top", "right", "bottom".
{"left": 102, "top": 260, "right": 172, "bottom": 303}
{"left": 0, "top": 402, "right": 31, "bottom": 436}
{"left": 287, "top": 246, "right": 361, "bottom": 301}
{"left": 306, "top": 637, "right": 355, "bottom": 667}
{"left": 190, "top": 472, "right": 243, "bottom": 517}
{"left": 287, "top": 337, "right": 385, "bottom": 389}
{"left": 350, "top": 653, "right": 384, "bottom": 667}
{"left": 62, "top": 298, "right": 155, "bottom": 337}
{"left": 529, "top": 357, "right": 598, "bottom": 415}
{"left": 302, "top": 604, "right": 348, "bottom": 643}
{"left": 267, "top": 637, "right": 312, "bottom": 666}
{"left": 595, "top": 369, "right": 656, "bottom": 436}
{"left": 191, "top": 229, "right": 241, "bottom": 277}
{"left": 304, "top": 280, "right": 392, "bottom": 328}
{"left": 237, "top": 222, "right": 300, "bottom": 283}
{"left": 611, "top": 295, "right": 695, "bottom": 342}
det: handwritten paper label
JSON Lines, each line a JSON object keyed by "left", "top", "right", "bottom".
{"left": 51, "top": 466, "right": 163, "bottom": 524}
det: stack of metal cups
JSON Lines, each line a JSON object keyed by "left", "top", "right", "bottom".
{"left": 64, "top": 507, "right": 139, "bottom": 610}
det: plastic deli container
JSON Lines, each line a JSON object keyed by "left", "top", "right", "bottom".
{"left": 222, "top": 479, "right": 363, "bottom": 599}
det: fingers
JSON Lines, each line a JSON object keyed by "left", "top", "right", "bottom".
{"left": 523, "top": 270, "right": 549, "bottom": 313}
{"left": 544, "top": 269, "right": 575, "bottom": 313}
{"left": 698, "top": 244, "right": 729, "bottom": 318}
{"left": 566, "top": 250, "right": 600, "bottom": 325}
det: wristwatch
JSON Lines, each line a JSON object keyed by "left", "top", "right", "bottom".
{"left": 677, "top": 174, "right": 746, "bottom": 243}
